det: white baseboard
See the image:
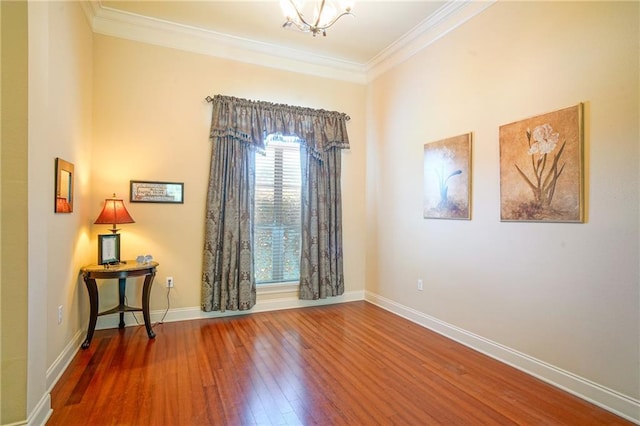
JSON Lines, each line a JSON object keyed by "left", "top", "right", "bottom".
{"left": 25, "top": 392, "right": 51, "bottom": 426}
{"left": 46, "top": 329, "right": 84, "bottom": 391}
{"left": 365, "top": 291, "right": 640, "bottom": 424}
{"left": 94, "top": 289, "right": 366, "bottom": 329}
{"left": 28, "top": 330, "right": 84, "bottom": 426}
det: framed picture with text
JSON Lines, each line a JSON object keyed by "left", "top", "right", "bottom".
{"left": 98, "top": 234, "right": 120, "bottom": 265}
{"left": 130, "top": 180, "right": 184, "bottom": 204}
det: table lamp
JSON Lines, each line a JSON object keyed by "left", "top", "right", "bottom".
{"left": 94, "top": 193, "right": 135, "bottom": 265}
{"left": 94, "top": 193, "right": 135, "bottom": 233}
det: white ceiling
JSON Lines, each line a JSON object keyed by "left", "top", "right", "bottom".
{"left": 89, "top": 1, "right": 494, "bottom": 82}
{"left": 100, "top": 1, "right": 448, "bottom": 65}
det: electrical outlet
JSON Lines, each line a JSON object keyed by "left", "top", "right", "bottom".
{"left": 166, "top": 277, "right": 174, "bottom": 288}
{"left": 417, "top": 279, "right": 423, "bottom": 291}
{"left": 58, "top": 305, "right": 63, "bottom": 324}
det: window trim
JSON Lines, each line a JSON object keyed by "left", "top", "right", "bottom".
{"left": 256, "top": 281, "right": 300, "bottom": 296}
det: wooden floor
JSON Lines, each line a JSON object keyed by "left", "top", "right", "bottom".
{"left": 48, "top": 301, "right": 631, "bottom": 425}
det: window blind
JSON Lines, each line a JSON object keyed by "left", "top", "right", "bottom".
{"left": 254, "top": 137, "right": 301, "bottom": 284}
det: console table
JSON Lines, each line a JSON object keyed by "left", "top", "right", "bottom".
{"left": 80, "top": 261, "right": 159, "bottom": 349}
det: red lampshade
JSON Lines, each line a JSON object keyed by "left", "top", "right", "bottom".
{"left": 94, "top": 193, "right": 135, "bottom": 233}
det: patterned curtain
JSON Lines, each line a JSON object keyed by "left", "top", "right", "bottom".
{"left": 202, "top": 95, "right": 350, "bottom": 310}
{"left": 201, "top": 135, "right": 256, "bottom": 312}
{"left": 299, "top": 146, "right": 345, "bottom": 299}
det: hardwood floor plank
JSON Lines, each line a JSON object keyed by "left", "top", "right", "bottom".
{"left": 272, "top": 311, "right": 389, "bottom": 424}
{"left": 48, "top": 301, "right": 632, "bottom": 425}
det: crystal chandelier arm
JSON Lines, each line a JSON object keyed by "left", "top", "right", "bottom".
{"left": 283, "top": 17, "right": 311, "bottom": 32}
{"left": 311, "top": 0, "right": 327, "bottom": 29}
{"left": 282, "top": 0, "right": 312, "bottom": 30}
{"left": 281, "top": 0, "right": 354, "bottom": 36}
{"left": 313, "top": 10, "right": 353, "bottom": 31}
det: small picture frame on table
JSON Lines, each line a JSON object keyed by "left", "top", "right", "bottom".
{"left": 98, "top": 234, "right": 120, "bottom": 265}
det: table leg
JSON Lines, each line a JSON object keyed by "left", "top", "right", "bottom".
{"left": 141, "top": 271, "right": 156, "bottom": 339}
{"left": 82, "top": 276, "right": 99, "bottom": 349}
{"left": 118, "top": 277, "right": 126, "bottom": 328}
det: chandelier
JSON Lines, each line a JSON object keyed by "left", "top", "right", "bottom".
{"left": 280, "top": 0, "right": 354, "bottom": 37}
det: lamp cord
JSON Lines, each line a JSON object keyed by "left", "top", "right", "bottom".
{"left": 125, "top": 286, "right": 171, "bottom": 329}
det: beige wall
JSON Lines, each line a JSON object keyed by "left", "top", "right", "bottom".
{"left": 0, "top": 1, "right": 3, "bottom": 413}
{"left": 36, "top": 0, "right": 94, "bottom": 383}
{"left": 366, "top": 0, "right": 639, "bottom": 400}
{"left": 24, "top": 1, "right": 94, "bottom": 423}
{"left": 91, "top": 35, "right": 367, "bottom": 315}
{"left": 1, "top": 2, "right": 28, "bottom": 422}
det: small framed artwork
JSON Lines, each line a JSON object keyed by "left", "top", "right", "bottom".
{"left": 423, "top": 133, "right": 472, "bottom": 220}
{"left": 499, "top": 103, "right": 584, "bottom": 222}
{"left": 98, "top": 234, "right": 120, "bottom": 265}
{"left": 130, "top": 180, "right": 184, "bottom": 204}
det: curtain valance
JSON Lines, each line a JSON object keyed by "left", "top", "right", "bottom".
{"left": 208, "top": 95, "right": 350, "bottom": 156}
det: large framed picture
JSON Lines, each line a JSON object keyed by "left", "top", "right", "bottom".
{"left": 423, "top": 133, "right": 472, "bottom": 220}
{"left": 98, "top": 234, "right": 120, "bottom": 265}
{"left": 499, "top": 104, "right": 584, "bottom": 222}
{"left": 130, "top": 180, "right": 184, "bottom": 204}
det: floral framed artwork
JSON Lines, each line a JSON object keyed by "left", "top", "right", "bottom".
{"left": 499, "top": 104, "right": 584, "bottom": 222}
{"left": 423, "top": 133, "right": 472, "bottom": 220}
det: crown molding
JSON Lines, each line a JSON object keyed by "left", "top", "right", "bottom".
{"left": 365, "top": 0, "right": 496, "bottom": 82}
{"left": 81, "top": 1, "right": 494, "bottom": 85}
{"left": 86, "top": 1, "right": 368, "bottom": 84}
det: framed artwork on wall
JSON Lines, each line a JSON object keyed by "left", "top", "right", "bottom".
{"left": 499, "top": 103, "right": 584, "bottom": 222}
{"left": 130, "top": 180, "right": 184, "bottom": 204}
{"left": 423, "top": 133, "right": 472, "bottom": 220}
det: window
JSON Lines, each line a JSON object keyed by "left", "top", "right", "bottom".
{"left": 254, "top": 136, "right": 301, "bottom": 284}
